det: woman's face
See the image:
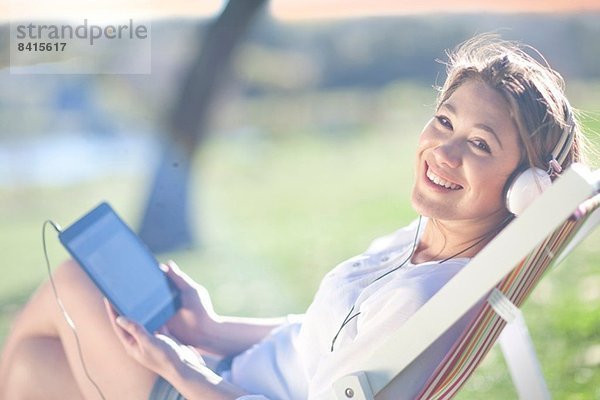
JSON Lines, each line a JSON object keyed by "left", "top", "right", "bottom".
{"left": 411, "top": 79, "right": 522, "bottom": 224}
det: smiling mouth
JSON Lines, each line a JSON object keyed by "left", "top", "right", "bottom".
{"left": 426, "top": 165, "right": 463, "bottom": 190}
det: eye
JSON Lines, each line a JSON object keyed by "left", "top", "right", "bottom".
{"left": 435, "top": 115, "right": 453, "bottom": 130}
{"left": 470, "top": 138, "right": 491, "bottom": 154}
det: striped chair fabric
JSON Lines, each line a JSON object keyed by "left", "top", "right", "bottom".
{"left": 416, "top": 193, "right": 600, "bottom": 399}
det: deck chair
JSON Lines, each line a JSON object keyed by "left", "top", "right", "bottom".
{"left": 327, "top": 164, "right": 600, "bottom": 400}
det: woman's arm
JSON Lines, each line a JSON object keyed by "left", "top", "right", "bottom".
{"left": 203, "top": 315, "right": 287, "bottom": 358}
{"left": 162, "top": 261, "right": 285, "bottom": 357}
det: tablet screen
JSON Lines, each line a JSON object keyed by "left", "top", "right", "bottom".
{"left": 59, "top": 202, "right": 180, "bottom": 332}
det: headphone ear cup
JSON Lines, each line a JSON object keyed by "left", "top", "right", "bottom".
{"left": 505, "top": 167, "right": 552, "bottom": 216}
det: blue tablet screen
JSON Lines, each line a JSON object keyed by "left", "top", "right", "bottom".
{"left": 59, "top": 203, "right": 180, "bottom": 332}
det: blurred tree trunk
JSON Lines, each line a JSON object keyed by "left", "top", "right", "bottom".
{"left": 138, "top": 0, "right": 267, "bottom": 253}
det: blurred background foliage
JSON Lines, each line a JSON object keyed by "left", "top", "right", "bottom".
{"left": 0, "top": 9, "right": 599, "bottom": 399}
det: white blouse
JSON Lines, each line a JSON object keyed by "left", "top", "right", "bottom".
{"left": 223, "top": 219, "right": 475, "bottom": 400}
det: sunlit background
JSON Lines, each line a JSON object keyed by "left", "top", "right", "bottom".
{"left": 1, "top": 1, "right": 599, "bottom": 398}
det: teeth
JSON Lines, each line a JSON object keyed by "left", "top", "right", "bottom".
{"left": 426, "top": 168, "right": 462, "bottom": 190}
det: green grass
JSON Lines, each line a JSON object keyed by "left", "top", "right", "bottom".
{"left": 1, "top": 82, "right": 599, "bottom": 398}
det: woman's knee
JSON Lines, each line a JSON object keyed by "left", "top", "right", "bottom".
{"left": 8, "top": 258, "right": 102, "bottom": 339}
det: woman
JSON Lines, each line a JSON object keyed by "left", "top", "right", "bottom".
{"left": 0, "top": 34, "right": 588, "bottom": 399}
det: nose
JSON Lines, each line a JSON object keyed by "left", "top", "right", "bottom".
{"left": 432, "top": 140, "right": 462, "bottom": 169}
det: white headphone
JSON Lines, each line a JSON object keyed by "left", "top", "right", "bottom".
{"left": 505, "top": 106, "right": 575, "bottom": 216}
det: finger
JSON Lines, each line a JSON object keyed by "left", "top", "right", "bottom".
{"left": 104, "top": 298, "right": 124, "bottom": 336}
{"left": 121, "top": 319, "right": 149, "bottom": 351}
{"left": 161, "top": 260, "right": 196, "bottom": 290}
{"left": 102, "top": 299, "right": 142, "bottom": 345}
{"left": 103, "top": 298, "right": 119, "bottom": 321}
{"left": 116, "top": 316, "right": 144, "bottom": 338}
{"left": 107, "top": 308, "right": 137, "bottom": 349}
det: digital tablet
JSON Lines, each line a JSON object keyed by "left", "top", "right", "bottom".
{"left": 58, "top": 202, "right": 181, "bottom": 333}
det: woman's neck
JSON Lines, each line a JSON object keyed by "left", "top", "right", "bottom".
{"left": 411, "top": 214, "right": 511, "bottom": 264}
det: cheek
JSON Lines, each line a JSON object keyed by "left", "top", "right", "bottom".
{"left": 418, "top": 124, "right": 438, "bottom": 146}
{"left": 415, "top": 127, "right": 439, "bottom": 159}
{"left": 468, "top": 162, "right": 514, "bottom": 203}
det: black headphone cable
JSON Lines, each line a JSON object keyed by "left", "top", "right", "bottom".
{"left": 42, "top": 220, "right": 107, "bottom": 400}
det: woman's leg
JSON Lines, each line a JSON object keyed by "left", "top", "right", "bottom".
{"left": 0, "top": 259, "right": 158, "bottom": 399}
{"left": 2, "top": 336, "right": 84, "bottom": 399}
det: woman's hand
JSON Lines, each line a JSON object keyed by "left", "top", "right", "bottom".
{"left": 104, "top": 299, "right": 203, "bottom": 378}
{"left": 162, "top": 261, "right": 286, "bottom": 358}
{"left": 161, "top": 261, "right": 219, "bottom": 349}
{"left": 105, "top": 300, "right": 247, "bottom": 400}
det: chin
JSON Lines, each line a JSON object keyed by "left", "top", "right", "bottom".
{"left": 410, "top": 191, "right": 453, "bottom": 219}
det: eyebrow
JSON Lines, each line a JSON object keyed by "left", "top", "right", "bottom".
{"left": 440, "top": 102, "right": 504, "bottom": 150}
